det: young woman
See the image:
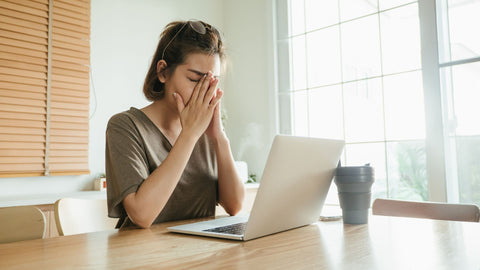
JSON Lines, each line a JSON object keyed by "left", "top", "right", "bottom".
{"left": 105, "top": 20, "right": 245, "bottom": 229}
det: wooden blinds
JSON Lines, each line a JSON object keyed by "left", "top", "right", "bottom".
{"left": 0, "top": 0, "right": 90, "bottom": 177}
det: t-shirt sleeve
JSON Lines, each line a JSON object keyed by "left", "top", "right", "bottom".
{"left": 105, "top": 113, "right": 150, "bottom": 218}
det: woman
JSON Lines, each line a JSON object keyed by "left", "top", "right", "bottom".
{"left": 105, "top": 20, "right": 245, "bottom": 229}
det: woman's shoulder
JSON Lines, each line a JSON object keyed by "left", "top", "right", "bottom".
{"left": 107, "top": 107, "right": 144, "bottom": 128}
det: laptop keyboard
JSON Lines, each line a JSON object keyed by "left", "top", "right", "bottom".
{"left": 203, "top": 222, "right": 247, "bottom": 235}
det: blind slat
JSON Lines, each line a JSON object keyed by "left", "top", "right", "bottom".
{"left": 51, "top": 101, "right": 89, "bottom": 111}
{"left": 51, "top": 95, "right": 88, "bottom": 104}
{"left": 51, "top": 81, "right": 89, "bottom": 92}
{"left": 0, "top": 7, "right": 47, "bottom": 25}
{"left": 0, "top": 156, "right": 44, "bottom": 164}
{"left": 29, "top": 0, "right": 49, "bottom": 5}
{"left": 0, "top": 36, "right": 47, "bottom": 52}
{"left": 0, "top": 164, "right": 44, "bottom": 173}
{"left": 50, "top": 122, "right": 88, "bottom": 131}
{"left": 0, "top": 103, "right": 45, "bottom": 114}
{"left": 53, "top": 45, "right": 89, "bottom": 59}
{"left": 49, "top": 157, "right": 87, "bottom": 163}
{"left": 49, "top": 149, "right": 88, "bottom": 157}
{"left": 0, "top": 134, "right": 45, "bottom": 142}
{"left": 54, "top": 1, "right": 89, "bottom": 16}
{"left": 3, "top": 0, "right": 48, "bottom": 12}
{"left": 49, "top": 163, "right": 89, "bottom": 172}
{"left": 53, "top": 7, "right": 89, "bottom": 23}
{"left": 56, "top": 0, "right": 89, "bottom": 10}
{"left": 52, "top": 33, "right": 89, "bottom": 47}
{"left": 53, "top": 14, "right": 89, "bottom": 29}
{"left": 0, "top": 22, "right": 48, "bottom": 39}
{"left": 51, "top": 59, "right": 89, "bottom": 72}
{"left": 51, "top": 73, "right": 89, "bottom": 85}
{"left": 0, "top": 111, "right": 45, "bottom": 121}
{"left": 0, "top": 89, "right": 46, "bottom": 101}
{"left": 0, "top": 13, "right": 48, "bottom": 31}
{"left": 0, "top": 66, "right": 46, "bottom": 80}
{"left": 52, "top": 26, "right": 89, "bottom": 40}
{"left": 0, "top": 44, "right": 47, "bottom": 58}
{"left": 0, "top": 73, "right": 46, "bottom": 86}
{"left": 50, "top": 143, "right": 88, "bottom": 150}
{"left": 50, "top": 135, "right": 88, "bottom": 143}
{"left": 51, "top": 52, "right": 89, "bottom": 65}
{"left": 51, "top": 19, "right": 89, "bottom": 35}
{"left": 0, "top": 141, "right": 45, "bottom": 150}
{"left": 0, "top": 126, "right": 45, "bottom": 135}
{"left": 0, "top": 59, "right": 47, "bottom": 73}
{"left": 51, "top": 67, "right": 88, "bottom": 79}
{"left": 49, "top": 128, "right": 88, "bottom": 137}
{"left": 0, "top": 1, "right": 48, "bottom": 18}
{"left": 0, "top": 81, "right": 46, "bottom": 93}
{"left": 0, "top": 51, "right": 47, "bottom": 66}
{"left": 0, "top": 149, "right": 45, "bottom": 157}
{"left": 52, "top": 40, "right": 90, "bottom": 55}
{"left": 0, "top": 118, "right": 45, "bottom": 129}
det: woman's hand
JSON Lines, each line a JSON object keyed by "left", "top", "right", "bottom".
{"left": 174, "top": 72, "right": 221, "bottom": 141}
{"left": 205, "top": 89, "right": 225, "bottom": 140}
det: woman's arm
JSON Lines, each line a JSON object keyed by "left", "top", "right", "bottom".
{"left": 215, "top": 135, "right": 245, "bottom": 215}
{"left": 123, "top": 73, "right": 221, "bottom": 228}
{"left": 122, "top": 133, "right": 197, "bottom": 228}
{"left": 206, "top": 100, "right": 245, "bottom": 215}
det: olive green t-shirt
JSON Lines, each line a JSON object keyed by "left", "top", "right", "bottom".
{"left": 105, "top": 107, "right": 218, "bottom": 228}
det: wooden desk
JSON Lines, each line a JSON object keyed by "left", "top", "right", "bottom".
{"left": 1, "top": 215, "right": 480, "bottom": 269}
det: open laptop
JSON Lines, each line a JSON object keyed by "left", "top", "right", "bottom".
{"left": 167, "top": 135, "right": 344, "bottom": 241}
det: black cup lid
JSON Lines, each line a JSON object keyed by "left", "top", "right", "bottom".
{"left": 336, "top": 164, "right": 374, "bottom": 176}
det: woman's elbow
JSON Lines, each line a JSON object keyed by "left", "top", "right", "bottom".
{"left": 129, "top": 213, "right": 154, "bottom": 229}
{"left": 224, "top": 201, "right": 243, "bottom": 216}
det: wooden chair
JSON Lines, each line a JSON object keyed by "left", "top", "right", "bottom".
{"left": 372, "top": 198, "right": 480, "bottom": 222}
{"left": 0, "top": 206, "right": 46, "bottom": 243}
{"left": 54, "top": 198, "right": 118, "bottom": 236}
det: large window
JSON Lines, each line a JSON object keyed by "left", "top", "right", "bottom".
{"left": 276, "top": 0, "right": 480, "bottom": 204}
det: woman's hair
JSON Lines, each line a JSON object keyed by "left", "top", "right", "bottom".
{"left": 143, "top": 20, "right": 225, "bottom": 101}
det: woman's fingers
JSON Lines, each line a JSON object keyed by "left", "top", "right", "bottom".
{"left": 174, "top": 92, "right": 185, "bottom": 113}
{"left": 190, "top": 73, "right": 208, "bottom": 104}
{"left": 204, "top": 77, "right": 219, "bottom": 104}
{"left": 209, "top": 89, "right": 223, "bottom": 108}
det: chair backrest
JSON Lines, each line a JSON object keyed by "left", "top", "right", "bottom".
{"left": 372, "top": 198, "right": 480, "bottom": 222}
{"left": 54, "top": 198, "right": 118, "bottom": 236}
{"left": 0, "top": 206, "right": 46, "bottom": 243}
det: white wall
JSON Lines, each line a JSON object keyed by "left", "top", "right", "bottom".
{"left": 0, "top": 0, "right": 276, "bottom": 200}
{"left": 222, "top": 0, "right": 277, "bottom": 177}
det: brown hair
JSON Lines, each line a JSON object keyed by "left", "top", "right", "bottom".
{"left": 143, "top": 20, "right": 225, "bottom": 101}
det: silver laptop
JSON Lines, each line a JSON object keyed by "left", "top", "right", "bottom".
{"left": 167, "top": 135, "right": 344, "bottom": 241}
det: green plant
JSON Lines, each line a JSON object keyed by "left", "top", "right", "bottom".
{"left": 396, "top": 142, "right": 427, "bottom": 201}
{"left": 246, "top": 173, "right": 257, "bottom": 184}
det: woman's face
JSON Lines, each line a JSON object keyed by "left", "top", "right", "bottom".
{"left": 165, "top": 52, "right": 221, "bottom": 105}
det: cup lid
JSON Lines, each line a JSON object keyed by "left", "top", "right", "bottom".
{"left": 336, "top": 164, "right": 374, "bottom": 176}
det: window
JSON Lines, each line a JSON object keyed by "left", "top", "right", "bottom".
{"left": 436, "top": 0, "right": 480, "bottom": 204}
{"left": 276, "top": 0, "right": 480, "bottom": 205}
{"left": 0, "top": 0, "right": 90, "bottom": 177}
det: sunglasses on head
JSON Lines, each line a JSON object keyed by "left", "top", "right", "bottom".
{"left": 161, "top": 20, "right": 218, "bottom": 60}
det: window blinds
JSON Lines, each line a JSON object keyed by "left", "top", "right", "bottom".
{"left": 0, "top": 0, "right": 90, "bottom": 177}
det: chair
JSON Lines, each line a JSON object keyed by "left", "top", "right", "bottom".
{"left": 372, "top": 198, "right": 480, "bottom": 222}
{"left": 54, "top": 198, "right": 118, "bottom": 236}
{"left": 0, "top": 206, "right": 46, "bottom": 243}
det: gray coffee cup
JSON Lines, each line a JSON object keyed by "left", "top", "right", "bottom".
{"left": 334, "top": 164, "right": 375, "bottom": 224}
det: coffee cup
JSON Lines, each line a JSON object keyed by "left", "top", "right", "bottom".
{"left": 334, "top": 164, "right": 374, "bottom": 224}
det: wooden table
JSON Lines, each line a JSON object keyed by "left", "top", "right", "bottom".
{"left": 1, "top": 215, "right": 480, "bottom": 269}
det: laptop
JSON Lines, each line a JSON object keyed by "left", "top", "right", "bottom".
{"left": 167, "top": 135, "right": 344, "bottom": 241}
